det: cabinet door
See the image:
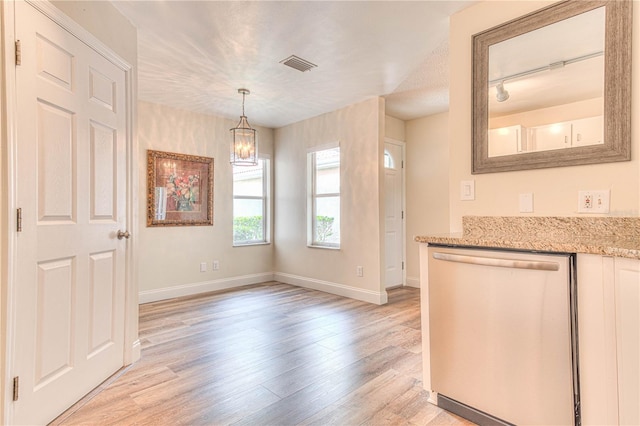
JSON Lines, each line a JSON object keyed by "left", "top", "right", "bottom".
{"left": 614, "top": 258, "right": 640, "bottom": 425}
{"left": 488, "top": 125, "right": 522, "bottom": 157}
{"left": 528, "top": 122, "right": 571, "bottom": 152}
{"left": 572, "top": 116, "right": 604, "bottom": 147}
{"left": 577, "top": 254, "right": 618, "bottom": 426}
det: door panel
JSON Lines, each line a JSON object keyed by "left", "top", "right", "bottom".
{"left": 90, "top": 122, "right": 117, "bottom": 220}
{"left": 37, "top": 101, "right": 75, "bottom": 222}
{"left": 88, "top": 250, "right": 117, "bottom": 356}
{"left": 35, "top": 258, "right": 75, "bottom": 387}
{"left": 13, "top": 2, "right": 128, "bottom": 424}
{"left": 36, "top": 33, "right": 73, "bottom": 90}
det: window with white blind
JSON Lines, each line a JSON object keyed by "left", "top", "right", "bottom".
{"left": 307, "top": 146, "right": 340, "bottom": 248}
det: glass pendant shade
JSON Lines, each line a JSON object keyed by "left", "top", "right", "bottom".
{"left": 230, "top": 116, "right": 258, "bottom": 165}
{"left": 230, "top": 89, "right": 258, "bottom": 166}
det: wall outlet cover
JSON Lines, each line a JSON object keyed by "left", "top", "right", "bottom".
{"left": 460, "top": 180, "right": 475, "bottom": 201}
{"left": 519, "top": 193, "right": 534, "bottom": 213}
{"left": 578, "top": 190, "right": 610, "bottom": 213}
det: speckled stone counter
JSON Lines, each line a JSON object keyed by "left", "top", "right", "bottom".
{"left": 415, "top": 216, "right": 640, "bottom": 260}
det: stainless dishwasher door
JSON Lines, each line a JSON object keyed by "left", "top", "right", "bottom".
{"left": 428, "top": 246, "right": 577, "bottom": 425}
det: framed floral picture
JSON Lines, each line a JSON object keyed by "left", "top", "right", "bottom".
{"left": 147, "top": 150, "right": 214, "bottom": 226}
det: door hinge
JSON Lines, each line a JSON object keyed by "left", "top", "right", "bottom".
{"left": 402, "top": 261, "right": 405, "bottom": 270}
{"left": 401, "top": 211, "right": 404, "bottom": 219}
{"left": 17, "top": 208, "right": 22, "bottom": 232}
{"left": 12, "top": 376, "right": 19, "bottom": 401}
{"left": 402, "top": 160, "right": 404, "bottom": 169}
{"left": 15, "top": 40, "right": 21, "bottom": 66}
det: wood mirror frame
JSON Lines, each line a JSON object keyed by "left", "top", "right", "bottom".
{"left": 472, "top": 0, "right": 632, "bottom": 174}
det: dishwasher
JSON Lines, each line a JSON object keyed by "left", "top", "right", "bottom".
{"left": 427, "top": 245, "right": 580, "bottom": 425}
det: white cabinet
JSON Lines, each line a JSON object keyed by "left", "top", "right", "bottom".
{"left": 528, "top": 122, "right": 571, "bottom": 152}
{"left": 572, "top": 116, "right": 604, "bottom": 147}
{"left": 488, "top": 125, "right": 525, "bottom": 157}
{"left": 510, "top": 115, "right": 603, "bottom": 153}
{"left": 614, "top": 258, "right": 640, "bottom": 425}
{"left": 578, "top": 254, "right": 640, "bottom": 425}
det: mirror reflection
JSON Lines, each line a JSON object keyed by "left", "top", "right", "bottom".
{"left": 487, "top": 7, "right": 605, "bottom": 158}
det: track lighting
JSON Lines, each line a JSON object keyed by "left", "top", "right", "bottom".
{"left": 496, "top": 81, "right": 510, "bottom": 102}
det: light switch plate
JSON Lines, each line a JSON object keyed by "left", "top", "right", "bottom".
{"left": 460, "top": 180, "right": 475, "bottom": 201}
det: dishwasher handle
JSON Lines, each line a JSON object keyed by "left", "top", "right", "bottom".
{"left": 432, "top": 251, "right": 560, "bottom": 271}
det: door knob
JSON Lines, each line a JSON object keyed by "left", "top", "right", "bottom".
{"left": 117, "top": 230, "right": 131, "bottom": 240}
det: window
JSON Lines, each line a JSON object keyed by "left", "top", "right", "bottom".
{"left": 233, "top": 158, "right": 269, "bottom": 245}
{"left": 308, "top": 146, "right": 340, "bottom": 248}
{"left": 384, "top": 150, "right": 394, "bottom": 169}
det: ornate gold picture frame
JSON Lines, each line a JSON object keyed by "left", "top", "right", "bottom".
{"left": 147, "top": 150, "right": 214, "bottom": 226}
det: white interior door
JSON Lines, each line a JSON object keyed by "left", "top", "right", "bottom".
{"left": 384, "top": 141, "right": 404, "bottom": 289}
{"left": 12, "top": 2, "right": 128, "bottom": 424}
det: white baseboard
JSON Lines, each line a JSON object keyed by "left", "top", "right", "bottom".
{"left": 138, "top": 272, "right": 275, "bottom": 304}
{"left": 406, "top": 276, "right": 420, "bottom": 288}
{"left": 274, "top": 272, "right": 388, "bottom": 305}
{"left": 128, "top": 339, "right": 141, "bottom": 364}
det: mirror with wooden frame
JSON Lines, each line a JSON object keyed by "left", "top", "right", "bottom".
{"left": 472, "top": 0, "right": 631, "bottom": 174}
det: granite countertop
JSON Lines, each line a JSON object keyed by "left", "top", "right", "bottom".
{"left": 415, "top": 216, "right": 640, "bottom": 260}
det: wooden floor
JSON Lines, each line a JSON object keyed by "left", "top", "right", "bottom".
{"left": 52, "top": 282, "right": 473, "bottom": 425}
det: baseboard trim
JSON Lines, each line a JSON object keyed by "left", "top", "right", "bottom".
{"left": 406, "top": 276, "right": 420, "bottom": 288}
{"left": 274, "top": 272, "right": 388, "bottom": 305}
{"left": 128, "top": 339, "right": 141, "bottom": 364}
{"left": 138, "top": 272, "right": 275, "bottom": 304}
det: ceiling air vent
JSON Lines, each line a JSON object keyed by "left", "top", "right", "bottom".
{"left": 280, "top": 55, "right": 317, "bottom": 72}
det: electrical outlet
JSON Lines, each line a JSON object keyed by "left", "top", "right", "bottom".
{"left": 578, "top": 190, "right": 610, "bottom": 213}
{"left": 356, "top": 266, "right": 364, "bottom": 277}
{"left": 212, "top": 260, "right": 220, "bottom": 271}
{"left": 200, "top": 262, "right": 207, "bottom": 272}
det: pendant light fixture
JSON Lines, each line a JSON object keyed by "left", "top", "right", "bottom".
{"left": 230, "top": 88, "right": 258, "bottom": 166}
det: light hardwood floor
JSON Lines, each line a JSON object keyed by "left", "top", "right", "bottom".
{"left": 52, "top": 282, "right": 473, "bottom": 425}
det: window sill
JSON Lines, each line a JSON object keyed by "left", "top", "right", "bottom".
{"left": 233, "top": 242, "right": 271, "bottom": 247}
{"left": 307, "top": 244, "right": 340, "bottom": 250}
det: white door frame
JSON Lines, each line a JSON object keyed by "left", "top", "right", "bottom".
{"left": 384, "top": 137, "right": 406, "bottom": 288}
{"left": 0, "top": 1, "right": 139, "bottom": 422}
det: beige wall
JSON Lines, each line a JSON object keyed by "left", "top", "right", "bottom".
{"left": 491, "top": 97, "right": 603, "bottom": 129}
{"left": 448, "top": 0, "right": 640, "bottom": 232}
{"left": 385, "top": 115, "right": 406, "bottom": 141}
{"left": 405, "top": 112, "right": 450, "bottom": 286}
{"left": 137, "top": 102, "right": 274, "bottom": 300}
{"left": 51, "top": 1, "right": 137, "bottom": 67}
{"left": 274, "top": 98, "right": 387, "bottom": 304}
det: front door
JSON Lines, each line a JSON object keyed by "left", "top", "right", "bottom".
{"left": 11, "top": 2, "right": 128, "bottom": 423}
{"left": 384, "top": 141, "right": 404, "bottom": 289}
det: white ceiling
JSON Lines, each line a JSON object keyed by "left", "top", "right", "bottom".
{"left": 488, "top": 6, "right": 605, "bottom": 116}
{"left": 110, "top": 1, "right": 475, "bottom": 128}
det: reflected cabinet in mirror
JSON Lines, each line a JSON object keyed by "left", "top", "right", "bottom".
{"left": 472, "top": 0, "right": 631, "bottom": 174}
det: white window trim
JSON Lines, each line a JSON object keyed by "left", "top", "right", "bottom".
{"left": 233, "top": 156, "right": 271, "bottom": 246}
{"left": 307, "top": 145, "right": 340, "bottom": 249}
